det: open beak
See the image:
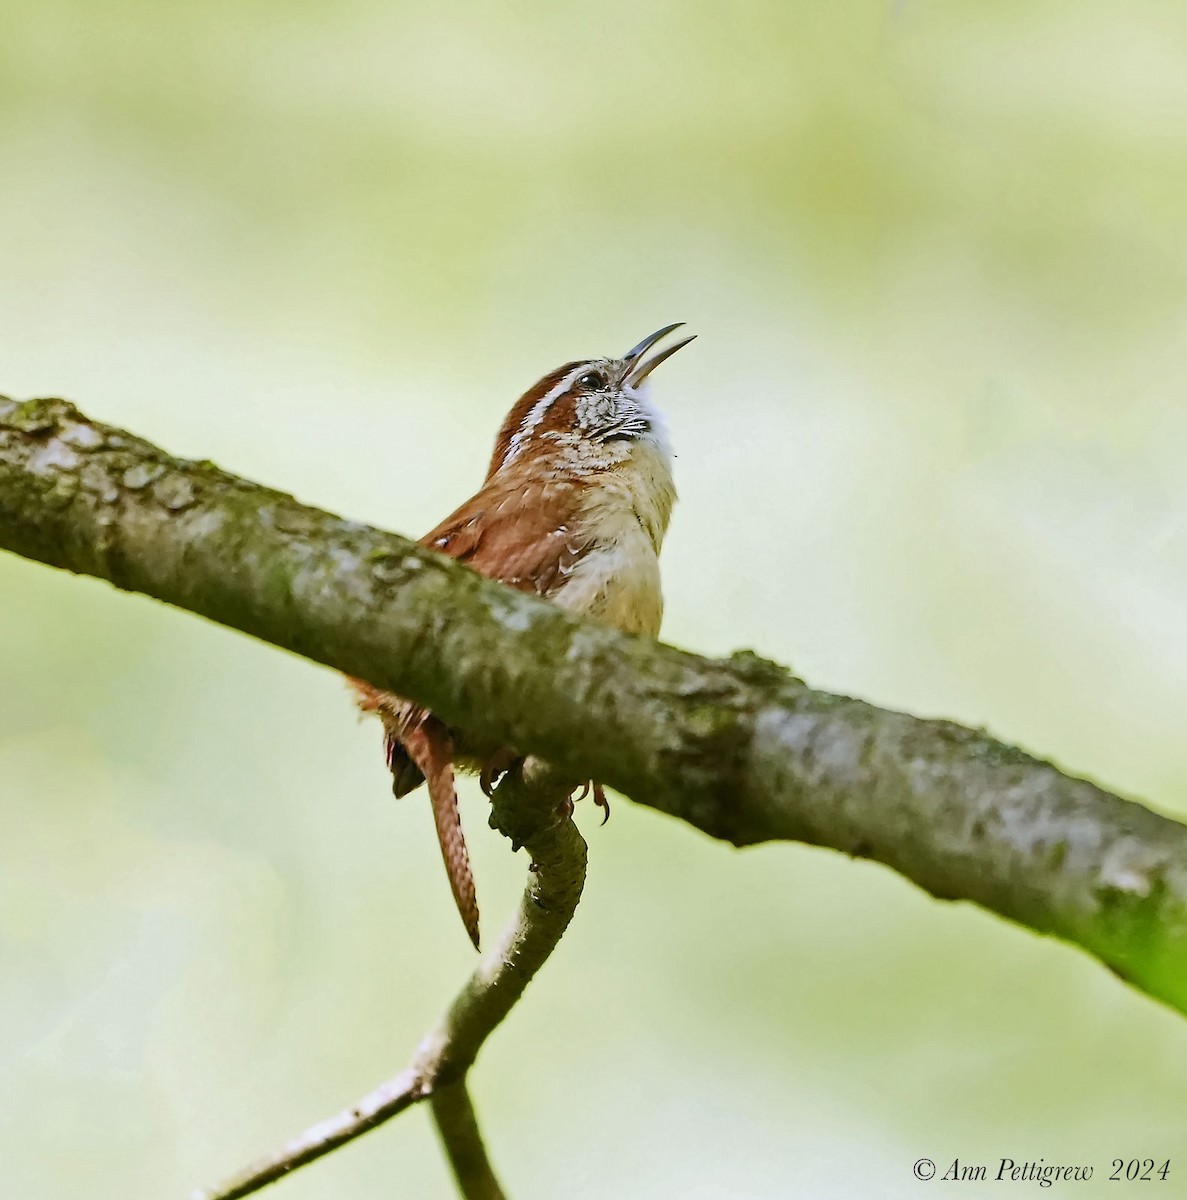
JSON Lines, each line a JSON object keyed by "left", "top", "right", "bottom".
{"left": 622, "top": 322, "right": 696, "bottom": 387}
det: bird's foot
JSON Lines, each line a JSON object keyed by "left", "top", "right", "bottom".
{"left": 592, "top": 783, "right": 610, "bottom": 825}
{"left": 569, "top": 780, "right": 611, "bottom": 825}
{"left": 480, "top": 748, "right": 521, "bottom": 797}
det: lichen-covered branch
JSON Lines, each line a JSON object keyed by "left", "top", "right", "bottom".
{"left": 3, "top": 395, "right": 1187, "bottom": 1013}
{"left": 194, "top": 760, "right": 585, "bottom": 1200}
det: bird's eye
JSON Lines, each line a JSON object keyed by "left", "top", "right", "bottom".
{"left": 578, "top": 371, "right": 605, "bottom": 391}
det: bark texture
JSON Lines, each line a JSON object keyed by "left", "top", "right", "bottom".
{"left": 3, "top": 396, "right": 1186, "bottom": 1013}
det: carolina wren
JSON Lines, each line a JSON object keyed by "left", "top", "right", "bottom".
{"left": 350, "top": 323, "right": 693, "bottom": 948}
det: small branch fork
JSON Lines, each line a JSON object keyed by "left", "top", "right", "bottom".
{"left": 193, "top": 762, "right": 587, "bottom": 1200}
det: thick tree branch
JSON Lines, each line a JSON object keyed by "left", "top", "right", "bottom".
{"left": 194, "top": 760, "right": 584, "bottom": 1199}
{"left": 3, "top": 396, "right": 1187, "bottom": 1013}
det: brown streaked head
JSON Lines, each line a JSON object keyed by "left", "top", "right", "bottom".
{"left": 487, "top": 324, "right": 694, "bottom": 478}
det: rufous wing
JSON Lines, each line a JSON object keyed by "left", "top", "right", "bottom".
{"left": 420, "top": 467, "right": 594, "bottom": 597}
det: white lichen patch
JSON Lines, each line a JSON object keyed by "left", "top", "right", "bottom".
{"left": 1098, "top": 837, "right": 1167, "bottom": 897}
{"left": 152, "top": 475, "right": 197, "bottom": 511}
{"left": 301, "top": 545, "right": 373, "bottom": 606}
{"left": 58, "top": 421, "right": 105, "bottom": 449}
{"left": 28, "top": 439, "right": 81, "bottom": 474}
{"left": 497, "top": 602, "right": 538, "bottom": 633}
{"left": 122, "top": 463, "right": 166, "bottom": 490}
{"left": 327, "top": 546, "right": 363, "bottom": 577}
{"left": 183, "top": 509, "right": 224, "bottom": 542}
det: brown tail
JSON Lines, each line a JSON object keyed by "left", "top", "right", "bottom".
{"left": 400, "top": 717, "right": 480, "bottom": 950}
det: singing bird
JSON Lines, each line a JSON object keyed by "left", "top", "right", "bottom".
{"left": 350, "top": 324, "right": 693, "bottom": 948}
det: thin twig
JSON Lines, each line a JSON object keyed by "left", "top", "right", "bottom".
{"left": 190, "top": 1070, "right": 422, "bottom": 1200}
{"left": 431, "top": 1082, "right": 508, "bottom": 1200}
{"left": 193, "top": 762, "right": 587, "bottom": 1200}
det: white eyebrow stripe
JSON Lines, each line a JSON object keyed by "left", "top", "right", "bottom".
{"left": 501, "top": 363, "right": 588, "bottom": 469}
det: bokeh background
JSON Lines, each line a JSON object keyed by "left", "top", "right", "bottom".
{"left": 4, "top": 2, "right": 1187, "bottom": 1196}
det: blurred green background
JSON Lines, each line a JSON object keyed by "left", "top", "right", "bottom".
{"left": 4, "top": 1, "right": 1187, "bottom": 1196}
